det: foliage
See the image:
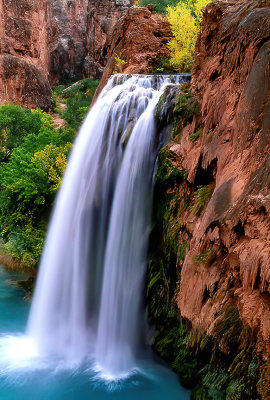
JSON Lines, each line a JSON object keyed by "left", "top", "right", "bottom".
{"left": 193, "top": 246, "right": 216, "bottom": 266}
{"left": 153, "top": 54, "right": 178, "bottom": 73}
{"left": 53, "top": 78, "right": 99, "bottom": 130}
{"left": 148, "top": 118, "right": 259, "bottom": 399}
{"left": 147, "top": 145, "right": 205, "bottom": 389}
{"left": 172, "top": 87, "right": 200, "bottom": 138}
{"left": 0, "top": 104, "right": 42, "bottom": 161}
{"left": 191, "top": 183, "right": 214, "bottom": 216}
{"left": 167, "top": 0, "right": 210, "bottom": 71}
{"left": 174, "top": 89, "right": 200, "bottom": 121}
{"left": 113, "top": 55, "right": 127, "bottom": 74}
{"left": 0, "top": 109, "right": 74, "bottom": 267}
{"left": 156, "top": 147, "right": 187, "bottom": 184}
{"left": 32, "top": 143, "right": 71, "bottom": 192}
{"left": 189, "top": 128, "right": 202, "bottom": 142}
{"left": 136, "top": 0, "right": 179, "bottom": 14}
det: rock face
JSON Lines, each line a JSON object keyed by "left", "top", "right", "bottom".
{"left": 93, "top": 5, "right": 173, "bottom": 102}
{"left": 153, "top": 0, "right": 270, "bottom": 397}
{"left": 47, "top": 0, "right": 133, "bottom": 82}
{"left": 83, "top": 0, "right": 133, "bottom": 79}
{"left": 46, "top": 0, "right": 90, "bottom": 83}
{"left": 105, "top": 5, "right": 172, "bottom": 74}
{"left": 0, "top": 0, "right": 133, "bottom": 108}
{"left": 0, "top": 0, "right": 52, "bottom": 109}
{"left": 179, "top": 0, "right": 270, "bottom": 332}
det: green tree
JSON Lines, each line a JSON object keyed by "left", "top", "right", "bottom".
{"left": 0, "top": 104, "right": 42, "bottom": 160}
{"left": 167, "top": 0, "right": 210, "bottom": 71}
{"left": 54, "top": 78, "right": 99, "bottom": 130}
{"left": 0, "top": 114, "right": 74, "bottom": 267}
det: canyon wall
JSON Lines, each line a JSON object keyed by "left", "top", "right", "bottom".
{"left": 84, "top": 0, "right": 133, "bottom": 79}
{"left": 0, "top": 0, "right": 52, "bottom": 109}
{"left": 47, "top": 0, "right": 133, "bottom": 82}
{"left": 0, "top": 0, "right": 133, "bottom": 108}
{"left": 150, "top": 0, "right": 270, "bottom": 398}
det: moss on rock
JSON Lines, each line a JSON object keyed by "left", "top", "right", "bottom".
{"left": 147, "top": 144, "right": 260, "bottom": 399}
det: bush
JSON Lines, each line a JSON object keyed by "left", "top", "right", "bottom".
{"left": 172, "top": 87, "right": 200, "bottom": 138}
{"left": 0, "top": 107, "right": 74, "bottom": 267}
{"left": 167, "top": 0, "right": 210, "bottom": 71}
{"left": 54, "top": 78, "right": 99, "bottom": 130}
{"left": 136, "top": 0, "right": 179, "bottom": 14}
{"left": 189, "top": 128, "right": 202, "bottom": 142}
{"left": 113, "top": 55, "right": 127, "bottom": 73}
{"left": 0, "top": 104, "right": 42, "bottom": 160}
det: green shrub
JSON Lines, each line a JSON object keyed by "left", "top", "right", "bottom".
{"left": 172, "top": 88, "right": 200, "bottom": 138}
{"left": 58, "top": 78, "right": 99, "bottom": 130}
{"left": 0, "top": 104, "right": 42, "bottom": 160}
{"left": 174, "top": 90, "right": 200, "bottom": 121}
{"left": 113, "top": 55, "right": 127, "bottom": 74}
{"left": 0, "top": 106, "right": 75, "bottom": 267}
{"left": 191, "top": 183, "right": 214, "bottom": 216}
{"left": 189, "top": 129, "right": 202, "bottom": 142}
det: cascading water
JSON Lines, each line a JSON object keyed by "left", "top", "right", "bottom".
{"left": 23, "top": 73, "right": 189, "bottom": 379}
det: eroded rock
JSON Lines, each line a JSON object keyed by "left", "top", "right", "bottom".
{"left": 92, "top": 6, "right": 173, "bottom": 103}
{"left": 163, "top": 1, "right": 270, "bottom": 397}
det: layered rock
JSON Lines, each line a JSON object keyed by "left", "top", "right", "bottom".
{"left": 178, "top": 0, "right": 270, "bottom": 334}
{"left": 153, "top": 0, "right": 270, "bottom": 397}
{"left": 46, "top": 0, "right": 90, "bottom": 83}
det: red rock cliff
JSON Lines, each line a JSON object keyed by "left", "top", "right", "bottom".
{"left": 161, "top": 0, "right": 270, "bottom": 397}
{"left": 84, "top": 0, "right": 133, "bottom": 79}
{"left": 0, "top": 0, "right": 133, "bottom": 108}
{"left": 47, "top": 0, "right": 133, "bottom": 82}
{"left": 0, "top": 0, "right": 52, "bottom": 109}
{"left": 92, "top": 5, "right": 173, "bottom": 103}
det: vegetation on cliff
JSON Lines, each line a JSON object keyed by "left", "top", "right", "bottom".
{"left": 148, "top": 79, "right": 261, "bottom": 398}
{"left": 167, "top": 0, "right": 210, "bottom": 71}
{"left": 137, "top": 0, "right": 210, "bottom": 71}
{"left": 0, "top": 108, "right": 74, "bottom": 267}
{"left": 53, "top": 78, "right": 99, "bottom": 130}
{"left": 0, "top": 78, "right": 98, "bottom": 268}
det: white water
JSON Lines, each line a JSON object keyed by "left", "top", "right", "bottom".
{"left": 22, "top": 74, "right": 188, "bottom": 379}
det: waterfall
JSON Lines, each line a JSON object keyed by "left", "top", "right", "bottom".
{"left": 27, "top": 73, "right": 189, "bottom": 379}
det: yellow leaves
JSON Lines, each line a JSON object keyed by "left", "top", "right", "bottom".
{"left": 32, "top": 143, "right": 72, "bottom": 192}
{"left": 167, "top": 0, "right": 211, "bottom": 71}
{"left": 0, "top": 128, "right": 8, "bottom": 147}
{"left": 196, "top": 0, "right": 210, "bottom": 20}
{"left": 114, "top": 55, "right": 127, "bottom": 74}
